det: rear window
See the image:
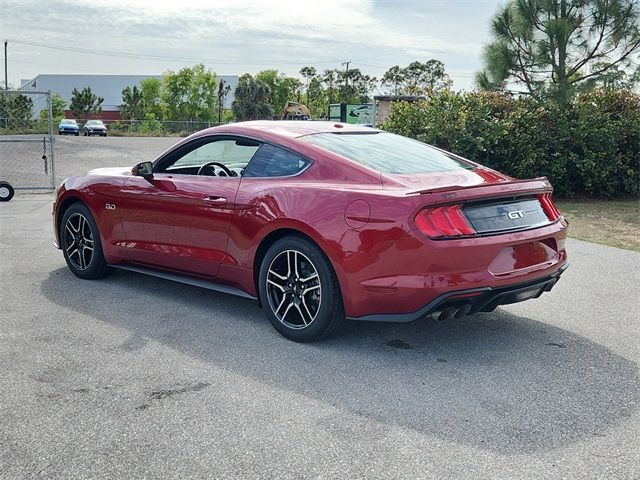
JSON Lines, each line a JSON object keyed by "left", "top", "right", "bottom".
{"left": 300, "top": 131, "right": 473, "bottom": 174}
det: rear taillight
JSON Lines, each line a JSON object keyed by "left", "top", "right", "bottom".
{"left": 538, "top": 193, "right": 561, "bottom": 221}
{"left": 415, "top": 205, "right": 476, "bottom": 238}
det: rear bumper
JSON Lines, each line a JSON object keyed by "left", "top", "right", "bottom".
{"left": 348, "top": 263, "right": 568, "bottom": 322}
{"left": 338, "top": 216, "right": 568, "bottom": 319}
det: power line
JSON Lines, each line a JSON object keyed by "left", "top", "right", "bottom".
{"left": 9, "top": 39, "right": 343, "bottom": 66}
{"left": 8, "top": 38, "right": 477, "bottom": 87}
{"left": 10, "top": 58, "right": 116, "bottom": 75}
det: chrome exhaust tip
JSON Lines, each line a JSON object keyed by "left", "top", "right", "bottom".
{"left": 438, "top": 307, "right": 458, "bottom": 321}
{"left": 454, "top": 303, "right": 472, "bottom": 318}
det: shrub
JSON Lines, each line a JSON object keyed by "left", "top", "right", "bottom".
{"left": 136, "top": 113, "right": 163, "bottom": 134}
{"left": 381, "top": 89, "right": 640, "bottom": 198}
{"left": 107, "top": 121, "right": 130, "bottom": 133}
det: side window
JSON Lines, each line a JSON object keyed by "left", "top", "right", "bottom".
{"left": 157, "top": 138, "right": 260, "bottom": 176}
{"left": 243, "top": 144, "right": 311, "bottom": 178}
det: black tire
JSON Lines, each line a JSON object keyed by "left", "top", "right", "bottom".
{"left": 0, "top": 181, "right": 15, "bottom": 202}
{"left": 75, "top": 132, "right": 79, "bottom": 136}
{"left": 60, "top": 202, "right": 113, "bottom": 279}
{"left": 258, "top": 235, "right": 344, "bottom": 342}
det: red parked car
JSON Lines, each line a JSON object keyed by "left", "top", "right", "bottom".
{"left": 53, "top": 121, "right": 568, "bottom": 341}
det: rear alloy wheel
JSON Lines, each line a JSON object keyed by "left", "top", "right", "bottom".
{"left": 259, "top": 236, "right": 344, "bottom": 342}
{"left": 0, "top": 181, "right": 15, "bottom": 202}
{"left": 61, "top": 203, "right": 113, "bottom": 279}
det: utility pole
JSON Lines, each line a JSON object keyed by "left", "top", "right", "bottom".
{"left": 341, "top": 60, "right": 351, "bottom": 89}
{"left": 4, "top": 40, "right": 7, "bottom": 90}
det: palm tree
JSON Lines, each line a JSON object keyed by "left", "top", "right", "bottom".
{"left": 232, "top": 75, "right": 274, "bottom": 121}
{"left": 321, "top": 70, "right": 338, "bottom": 105}
{"left": 300, "top": 66, "right": 317, "bottom": 104}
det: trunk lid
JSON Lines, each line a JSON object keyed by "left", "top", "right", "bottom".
{"left": 382, "top": 167, "right": 513, "bottom": 192}
{"left": 388, "top": 168, "right": 558, "bottom": 237}
{"left": 382, "top": 168, "right": 553, "bottom": 205}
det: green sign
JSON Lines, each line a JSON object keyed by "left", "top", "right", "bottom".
{"left": 346, "top": 104, "right": 373, "bottom": 125}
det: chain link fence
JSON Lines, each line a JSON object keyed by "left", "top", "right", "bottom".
{"left": 0, "top": 90, "right": 55, "bottom": 190}
{"left": 91, "top": 119, "right": 223, "bottom": 136}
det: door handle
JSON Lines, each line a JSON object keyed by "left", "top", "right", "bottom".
{"left": 203, "top": 196, "right": 228, "bottom": 206}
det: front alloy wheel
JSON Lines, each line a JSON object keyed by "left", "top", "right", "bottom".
{"left": 63, "top": 213, "right": 94, "bottom": 270}
{"left": 259, "top": 236, "right": 344, "bottom": 342}
{"left": 60, "top": 203, "right": 113, "bottom": 279}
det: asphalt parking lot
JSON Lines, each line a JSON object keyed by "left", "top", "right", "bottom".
{"left": 1, "top": 137, "right": 639, "bottom": 478}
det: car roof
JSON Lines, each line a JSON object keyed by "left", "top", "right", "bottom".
{"left": 198, "top": 120, "right": 378, "bottom": 139}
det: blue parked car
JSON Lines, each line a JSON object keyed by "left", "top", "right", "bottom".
{"left": 58, "top": 119, "right": 79, "bottom": 135}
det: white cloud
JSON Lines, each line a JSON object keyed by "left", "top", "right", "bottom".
{"left": 1, "top": 0, "right": 498, "bottom": 89}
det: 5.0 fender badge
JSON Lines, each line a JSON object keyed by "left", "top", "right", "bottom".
{"left": 105, "top": 203, "right": 116, "bottom": 210}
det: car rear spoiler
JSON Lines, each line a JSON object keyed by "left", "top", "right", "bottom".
{"left": 407, "top": 177, "right": 553, "bottom": 205}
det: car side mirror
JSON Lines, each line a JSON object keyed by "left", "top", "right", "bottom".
{"left": 132, "top": 161, "right": 154, "bottom": 180}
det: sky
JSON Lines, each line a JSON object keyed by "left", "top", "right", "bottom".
{"left": 0, "top": 0, "right": 503, "bottom": 92}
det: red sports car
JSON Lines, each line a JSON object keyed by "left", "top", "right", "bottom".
{"left": 53, "top": 121, "right": 568, "bottom": 341}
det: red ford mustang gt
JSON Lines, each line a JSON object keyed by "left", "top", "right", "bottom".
{"left": 53, "top": 121, "right": 568, "bottom": 341}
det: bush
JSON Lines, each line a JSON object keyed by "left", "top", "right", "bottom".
{"left": 136, "top": 113, "right": 163, "bottom": 134}
{"left": 381, "top": 89, "right": 640, "bottom": 198}
{"left": 107, "top": 121, "right": 130, "bottom": 133}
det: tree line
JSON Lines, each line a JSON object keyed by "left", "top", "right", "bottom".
{"left": 1, "top": 59, "right": 454, "bottom": 126}
{"left": 57, "top": 60, "right": 453, "bottom": 124}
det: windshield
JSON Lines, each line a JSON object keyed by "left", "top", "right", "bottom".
{"left": 61, "top": 119, "right": 76, "bottom": 124}
{"left": 300, "top": 131, "right": 474, "bottom": 174}
{"left": 87, "top": 121, "right": 104, "bottom": 125}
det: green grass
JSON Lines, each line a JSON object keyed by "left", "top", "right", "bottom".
{"left": 555, "top": 199, "right": 640, "bottom": 252}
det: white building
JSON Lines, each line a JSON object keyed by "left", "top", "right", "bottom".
{"left": 19, "top": 74, "right": 239, "bottom": 120}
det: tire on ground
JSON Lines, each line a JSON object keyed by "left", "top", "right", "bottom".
{"left": 60, "top": 202, "right": 113, "bottom": 280}
{"left": 258, "top": 235, "right": 345, "bottom": 342}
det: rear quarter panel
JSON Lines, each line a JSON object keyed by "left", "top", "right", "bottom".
{"left": 225, "top": 174, "right": 424, "bottom": 310}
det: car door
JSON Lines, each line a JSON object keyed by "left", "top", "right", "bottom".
{"left": 116, "top": 135, "right": 260, "bottom": 277}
